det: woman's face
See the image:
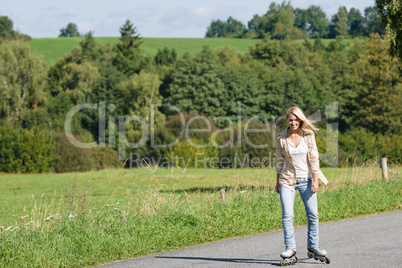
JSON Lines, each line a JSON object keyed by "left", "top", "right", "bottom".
{"left": 288, "top": 113, "right": 301, "bottom": 131}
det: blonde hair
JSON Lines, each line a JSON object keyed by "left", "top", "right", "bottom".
{"left": 286, "top": 106, "right": 319, "bottom": 132}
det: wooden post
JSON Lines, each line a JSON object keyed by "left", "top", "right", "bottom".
{"left": 381, "top": 157, "right": 388, "bottom": 181}
{"left": 219, "top": 188, "right": 226, "bottom": 203}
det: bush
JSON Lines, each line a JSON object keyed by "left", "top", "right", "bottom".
{"left": 0, "top": 126, "right": 56, "bottom": 173}
{"left": 53, "top": 133, "right": 121, "bottom": 173}
{"left": 338, "top": 128, "right": 402, "bottom": 165}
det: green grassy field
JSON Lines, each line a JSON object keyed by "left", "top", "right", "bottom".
{"left": 24, "top": 37, "right": 258, "bottom": 67}
{"left": 1, "top": 164, "right": 399, "bottom": 267}
{"left": 4, "top": 37, "right": 365, "bottom": 67}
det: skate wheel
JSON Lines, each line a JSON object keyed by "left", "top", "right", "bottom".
{"left": 307, "top": 252, "right": 314, "bottom": 258}
{"left": 325, "top": 257, "right": 330, "bottom": 264}
{"left": 280, "top": 258, "right": 285, "bottom": 266}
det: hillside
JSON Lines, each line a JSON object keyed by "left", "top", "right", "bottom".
{"left": 6, "top": 37, "right": 364, "bottom": 67}
{"left": 24, "top": 37, "right": 257, "bottom": 67}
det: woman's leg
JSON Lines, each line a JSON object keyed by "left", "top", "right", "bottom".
{"left": 279, "top": 185, "right": 296, "bottom": 250}
{"left": 298, "top": 179, "right": 319, "bottom": 248}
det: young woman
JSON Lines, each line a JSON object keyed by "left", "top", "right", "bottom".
{"left": 275, "top": 106, "right": 330, "bottom": 266}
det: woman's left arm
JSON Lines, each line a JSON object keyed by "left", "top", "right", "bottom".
{"left": 312, "top": 172, "right": 319, "bottom": 193}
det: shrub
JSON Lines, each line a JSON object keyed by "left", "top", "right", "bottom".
{"left": 0, "top": 126, "right": 56, "bottom": 173}
{"left": 53, "top": 133, "right": 122, "bottom": 173}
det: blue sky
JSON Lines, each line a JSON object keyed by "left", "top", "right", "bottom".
{"left": 2, "top": 0, "right": 374, "bottom": 38}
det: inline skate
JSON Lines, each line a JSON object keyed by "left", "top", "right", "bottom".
{"left": 280, "top": 248, "right": 298, "bottom": 266}
{"left": 307, "top": 247, "right": 330, "bottom": 264}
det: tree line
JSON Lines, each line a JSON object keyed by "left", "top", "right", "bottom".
{"left": 205, "top": 2, "right": 385, "bottom": 39}
{"left": 0, "top": 16, "right": 31, "bottom": 41}
{"left": 0, "top": 19, "right": 401, "bottom": 173}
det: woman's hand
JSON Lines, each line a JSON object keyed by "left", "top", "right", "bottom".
{"left": 276, "top": 173, "right": 280, "bottom": 194}
{"left": 311, "top": 178, "right": 319, "bottom": 193}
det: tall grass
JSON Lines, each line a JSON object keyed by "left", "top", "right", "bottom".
{"left": 0, "top": 163, "right": 400, "bottom": 267}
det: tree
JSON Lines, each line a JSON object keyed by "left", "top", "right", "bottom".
{"left": 0, "top": 42, "right": 47, "bottom": 122}
{"left": 355, "top": 34, "right": 402, "bottom": 135}
{"left": 79, "top": 31, "right": 96, "bottom": 59}
{"left": 246, "top": 2, "right": 302, "bottom": 39}
{"left": 249, "top": 35, "right": 281, "bottom": 65}
{"left": 376, "top": 0, "right": 402, "bottom": 61}
{"left": 154, "top": 47, "right": 177, "bottom": 65}
{"left": 293, "top": 8, "right": 307, "bottom": 30}
{"left": 305, "top": 5, "right": 329, "bottom": 37}
{"left": 116, "top": 20, "right": 143, "bottom": 53}
{"left": 117, "top": 71, "right": 164, "bottom": 124}
{"left": 113, "top": 20, "right": 146, "bottom": 76}
{"left": 205, "top": 19, "right": 226, "bottom": 37}
{"left": 331, "top": 6, "right": 349, "bottom": 38}
{"left": 205, "top": 17, "right": 246, "bottom": 38}
{"left": 348, "top": 8, "right": 364, "bottom": 37}
{"left": 165, "top": 46, "right": 227, "bottom": 119}
{"left": 0, "top": 16, "right": 14, "bottom": 39}
{"left": 59, "top": 23, "right": 81, "bottom": 37}
{"left": 363, "top": 6, "right": 386, "bottom": 36}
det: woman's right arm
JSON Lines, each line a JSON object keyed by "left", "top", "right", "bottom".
{"left": 275, "top": 137, "right": 284, "bottom": 194}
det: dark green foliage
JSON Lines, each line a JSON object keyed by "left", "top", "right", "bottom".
{"left": 354, "top": 34, "right": 402, "bottom": 136}
{"left": 363, "top": 6, "right": 386, "bottom": 36}
{"left": 348, "top": 8, "right": 364, "bottom": 37}
{"left": 113, "top": 20, "right": 147, "bottom": 76}
{"left": 250, "top": 2, "right": 300, "bottom": 40}
{"left": 79, "top": 31, "right": 97, "bottom": 60}
{"left": 0, "top": 16, "right": 31, "bottom": 41}
{"left": 0, "top": 16, "right": 14, "bottom": 38}
{"left": 249, "top": 36, "right": 281, "bottom": 65}
{"left": 59, "top": 23, "right": 81, "bottom": 37}
{"left": 217, "top": 66, "right": 262, "bottom": 121}
{"left": 53, "top": 133, "right": 121, "bottom": 173}
{"left": 164, "top": 46, "right": 227, "bottom": 120}
{"left": 0, "top": 126, "right": 56, "bottom": 173}
{"left": 339, "top": 128, "right": 401, "bottom": 164}
{"left": 154, "top": 47, "right": 177, "bottom": 66}
{"left": 217, "top": 121, "right": 274, "bottom": 167}
{"left": 206, "top": 3, "right": 387, "bottom": 39}
{"left": 205, "top": 17, "right": 247, "bottom": 38}
{"left": 294, "top": 6, "right": 329, "bottom": 38}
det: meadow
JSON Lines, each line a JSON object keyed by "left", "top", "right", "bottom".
{"left": 0, "top": 163, "right": 400, "bottom": 267}
{"left": 4, "top": 37, "right": 365, "bottom": 67}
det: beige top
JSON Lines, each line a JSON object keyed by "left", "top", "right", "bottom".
{"left": 276, "top": 127, "right": 328, "bottom": 190}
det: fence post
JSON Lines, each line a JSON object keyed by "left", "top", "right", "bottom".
{"left": 381, "top": 157, "right": 388, "bottom": 181}
{"left": 219, "top": 188, "right": 226, "bottom": 203}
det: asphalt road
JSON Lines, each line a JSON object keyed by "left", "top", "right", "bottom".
{"left": 98, "top": 210, "right": 402, "bottom": 268}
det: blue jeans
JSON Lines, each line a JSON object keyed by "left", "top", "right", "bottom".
{"left": 279, "top": 179, "right": 319, "bottom": 250}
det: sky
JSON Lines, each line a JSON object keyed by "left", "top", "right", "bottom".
{"left": 2, "top": 0, "right": 374, "bottom": 38}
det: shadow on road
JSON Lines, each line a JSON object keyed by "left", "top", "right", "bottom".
{"left": 155, "top": 256, "right": 282, "bottom": 266}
